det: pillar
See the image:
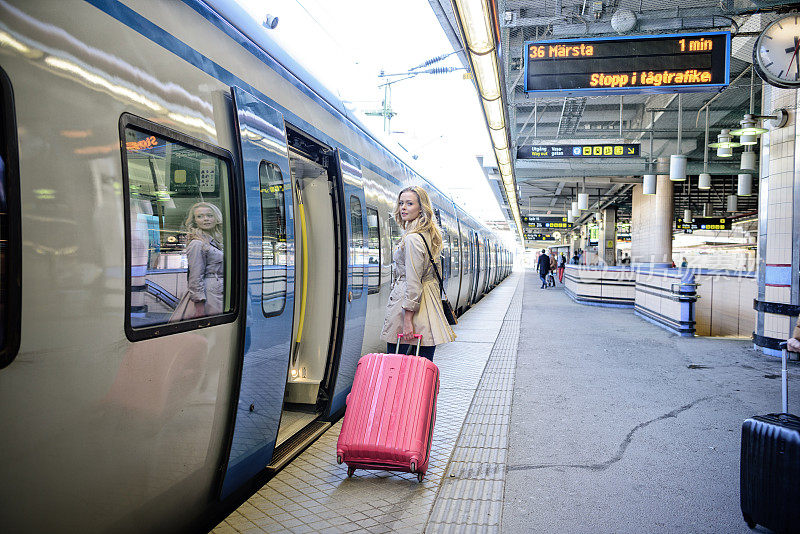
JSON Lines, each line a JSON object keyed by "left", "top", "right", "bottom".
{"left": 631, "top": 157, "right": 673, "bottom": 267}
{"left": 753, "top": 82, "right": 800, "bottom": 357}
{"left": 601, "top": 207, "right": 617, "bottom": 266}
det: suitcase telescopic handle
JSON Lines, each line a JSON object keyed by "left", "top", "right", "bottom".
{"left": 779, "top": 342, "right": 789, "bottom": 414}
{"left": 396, "top": 333, "right": 423, "bottom": 356}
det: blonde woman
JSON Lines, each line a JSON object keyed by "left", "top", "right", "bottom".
{"left": 170, "top": 202, "right": 224, "bottom": 321}
{"left": 380, "top": 186, "right": 456, "bottom": 361}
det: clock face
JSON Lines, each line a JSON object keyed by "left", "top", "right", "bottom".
{"left": 755, "top": 14, "right": 800, "bottom": 88}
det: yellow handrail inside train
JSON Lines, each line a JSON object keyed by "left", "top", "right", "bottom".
{"left": 296, "top": 201, "right": 309, "bottom": 344}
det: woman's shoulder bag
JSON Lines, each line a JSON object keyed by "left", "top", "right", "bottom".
{"left": 419, "top": 234, "right": 458, "bottom": 326}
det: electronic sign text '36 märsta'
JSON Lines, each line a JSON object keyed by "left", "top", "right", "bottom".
{"left": 524, "top": 32, "right": 730, "bottom": 96}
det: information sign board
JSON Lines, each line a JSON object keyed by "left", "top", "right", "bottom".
{"left": 524, "top": 32, "right": 730, "bottom": 95}
{"left": 675, "top": 217, "right": 731, "bottom": 230}
{"left": 522, "top": 215, "right": 571, "bottom": 229}
{"left": 517, "top": 144, "right": 639, "bottom": 159}
{"left": 524, "top": 234, "right": 556, "bottom": 242}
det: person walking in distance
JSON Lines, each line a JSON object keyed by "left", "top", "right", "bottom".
{"left": 537, "top": 249, "right": 550, "bottom": 289}
{"left": 380, "top": 186, "right": 456, "bottom": 361}
{"left": 558, "top": 253, "right": 566, "bottom": 284}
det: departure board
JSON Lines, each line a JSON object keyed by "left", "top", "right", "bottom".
{"left": 524, "top": 32, "right": 730, "bottom": 95}
{"left": 517, "top": 144, "right": 639, "bottom": 159}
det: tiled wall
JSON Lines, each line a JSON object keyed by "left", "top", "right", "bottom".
{"left": 634, "top": 269, "right": 695, "bottom": 336}
{"left": 563, "top": 265, "right": 635, "bottom": 306}
{"left": 755, "top": 83, "right": 800, "bottom": 353}
{"left": 695, "top": 273, "right": 756, "bottom": 337}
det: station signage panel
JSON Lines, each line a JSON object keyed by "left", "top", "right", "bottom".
{"left": 524, "top": 233, "right": 557, "bottom": 242}
{"left": 675, "top": 217, "right": 731, "bottom": 230}
{"left": 524, "top": 32, "right": 730, "bottom": 95}
{"left": 517, "top": 144, "right": 639, "bottom": 159}
{"left": 522, "top": 215, "right": 571, "bottom": 229}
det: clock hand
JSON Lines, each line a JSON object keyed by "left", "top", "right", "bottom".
{"left": 795, "top": 37, "right": 800, "bottom": 79}
{"left": 787, "top": 36, "right": 800, "bottom": 75}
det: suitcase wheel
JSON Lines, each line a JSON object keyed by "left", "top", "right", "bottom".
{"left": 742, "top": 513, "right": 756, "bottom": 530}
{"left": 416, "top": 472, "right": 424, "bottom": 483}
{"left": 410, "top": 461, "right": 417, "bottom": 473}
{"left": 336, "top": 455, "right": 343, "bottom": 465}
{"left": 347, "top": 466, "right": 355, "bottom": 478}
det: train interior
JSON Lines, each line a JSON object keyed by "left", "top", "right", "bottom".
{"left": 275, "top": 148, "right": 337, "bottom": 447}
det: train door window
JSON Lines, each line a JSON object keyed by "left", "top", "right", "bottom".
{"left": 349, "top": 195, "right": 364, "bottom": 298}
{"left": 121, "top": 116, "right": 235, "bottom": 340}
{"left": 452, "top": 231, "right": 460, "bottom": 276}
{"left": 388, "top": 215, "right": 401, "bottom": 249}
{"left": 444, "top": 233, "right": 452, "bottom": 279}
{"left": 0, "top": 68, "right": 20, "bottom": 367}
{"left": 366, "top": 207, "right": 380, "bottom": 294}
{"left": 388, "top": 215, "right": 401, "bottom": 282}
{"left": 259, "top": 161, "right": 287, "bottom": 316}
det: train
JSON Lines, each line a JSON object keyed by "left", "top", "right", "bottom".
{"left": 0, "top": 1, "right": 511, "bottom": 532}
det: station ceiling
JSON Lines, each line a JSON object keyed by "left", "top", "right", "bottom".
{"left": 429, "top": 0, "right": 790, "bottom": 242}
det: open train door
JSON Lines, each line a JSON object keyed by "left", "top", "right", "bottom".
{"left": 322, "top": 149, "right": 368, "bottom": 417}
{"left": 219, "top": 87, "right": 295, "bottom": 499}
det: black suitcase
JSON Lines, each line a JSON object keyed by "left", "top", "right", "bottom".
{"left": 740, "top": 342, "right": 800, "bottom": 533}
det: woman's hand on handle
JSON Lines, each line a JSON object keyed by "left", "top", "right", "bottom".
{"left": 788, "top": 337, "right": 800, "bottom": 353}
{"left": 401, "top": 309, "right": 415, "bottom": 343}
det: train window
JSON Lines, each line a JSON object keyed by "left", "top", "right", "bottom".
{"left": 259, "top": 161, "right": 287, "bottom": 316}
{"left": 121, "top": 116, "right": 235, "bottom": 340}
{"left": 349, "top": 196, "right": 364, "bottom": 298}
{"left": 366, "top": 207, "right": 380, "bottom": 294}
{"left": 0, "top": 68, "right": 20, "bottom": 367}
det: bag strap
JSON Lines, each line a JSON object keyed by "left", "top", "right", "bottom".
{"left": 418, "top": 234, "right": 446, "bottom": 296}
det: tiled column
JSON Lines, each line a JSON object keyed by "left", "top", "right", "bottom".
{"left": 601, "top": 207, "right": 617, "bottom": 266}
{"left": 631, "top": 158, "right": 673, "bottom": 267}
{"left": 753, "top": 83, "right": 800, "bottom": 357}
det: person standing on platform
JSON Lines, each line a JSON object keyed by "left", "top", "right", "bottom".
{"left": 572, "top": 251, "right": 580, "bottom": 265}
{"left": 380, "top": 186, "right": 456, "bottom": 362}
{"left": 547, "top": 250, "right": 557, "bottom": 287}
{"left": 558, "top": 253, "right": 566, "bottom": 284}
{"left": 537, "top": 249, "right": 550, "bottom": 289}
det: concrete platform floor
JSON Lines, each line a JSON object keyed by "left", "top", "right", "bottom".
{"left": 504, "top": 269, "right": 799, "bottom": 533}
{"left": 214, "top": 268, "right": 798, "bottom": 533}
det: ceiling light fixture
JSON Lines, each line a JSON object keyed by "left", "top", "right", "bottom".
{"left": 669, "top": 94, "right": 686, "bottom": 181}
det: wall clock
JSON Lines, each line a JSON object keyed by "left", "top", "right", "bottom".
{"left": 754, "top": 14, "right": 800, "bottom": 89}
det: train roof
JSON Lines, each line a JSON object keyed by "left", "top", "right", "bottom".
{"left": 202, "top": 1, "right": 501, "bottom": 243}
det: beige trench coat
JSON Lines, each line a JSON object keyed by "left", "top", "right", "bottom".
{"left": 380, "top": 229, "right": 456, "bottom": 347}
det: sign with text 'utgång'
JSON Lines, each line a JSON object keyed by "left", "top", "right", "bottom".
{"left": 517, "top": 144, "right": 640, "bottom": 159}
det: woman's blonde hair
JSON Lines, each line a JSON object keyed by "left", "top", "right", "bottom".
{"left": 393, "top": 186, "right": 443, "bottom": 256}
{"left": 184, "top": 201, "right": 224, "bottom": 244}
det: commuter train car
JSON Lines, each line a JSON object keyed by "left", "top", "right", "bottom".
{"left": 0, "top": 1, "right": 511, "bottom": 532}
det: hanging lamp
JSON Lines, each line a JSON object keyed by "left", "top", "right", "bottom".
{"left": 698, "top": 106, "right": 712, "bottom": 189}
{"left": 670, "top": 94, "right": 687, "bottom": 181}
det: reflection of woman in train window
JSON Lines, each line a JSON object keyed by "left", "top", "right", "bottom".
{"left": 170, "top": 202, "right": 224, "bottom": 321}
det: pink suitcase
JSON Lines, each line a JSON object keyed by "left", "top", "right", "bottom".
{"left": 336, "top": 335, "right": 439, "bottom": 482}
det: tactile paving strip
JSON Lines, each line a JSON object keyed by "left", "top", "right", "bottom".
{"left": 425, "top": 276, "right": 523, "bottom": 533}
{"left": 214, "top": 274, "right": 522, "bottom": 534}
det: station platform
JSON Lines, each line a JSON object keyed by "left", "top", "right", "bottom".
{"left": 213, "top": 270, "right": 797, "bottom": 533}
